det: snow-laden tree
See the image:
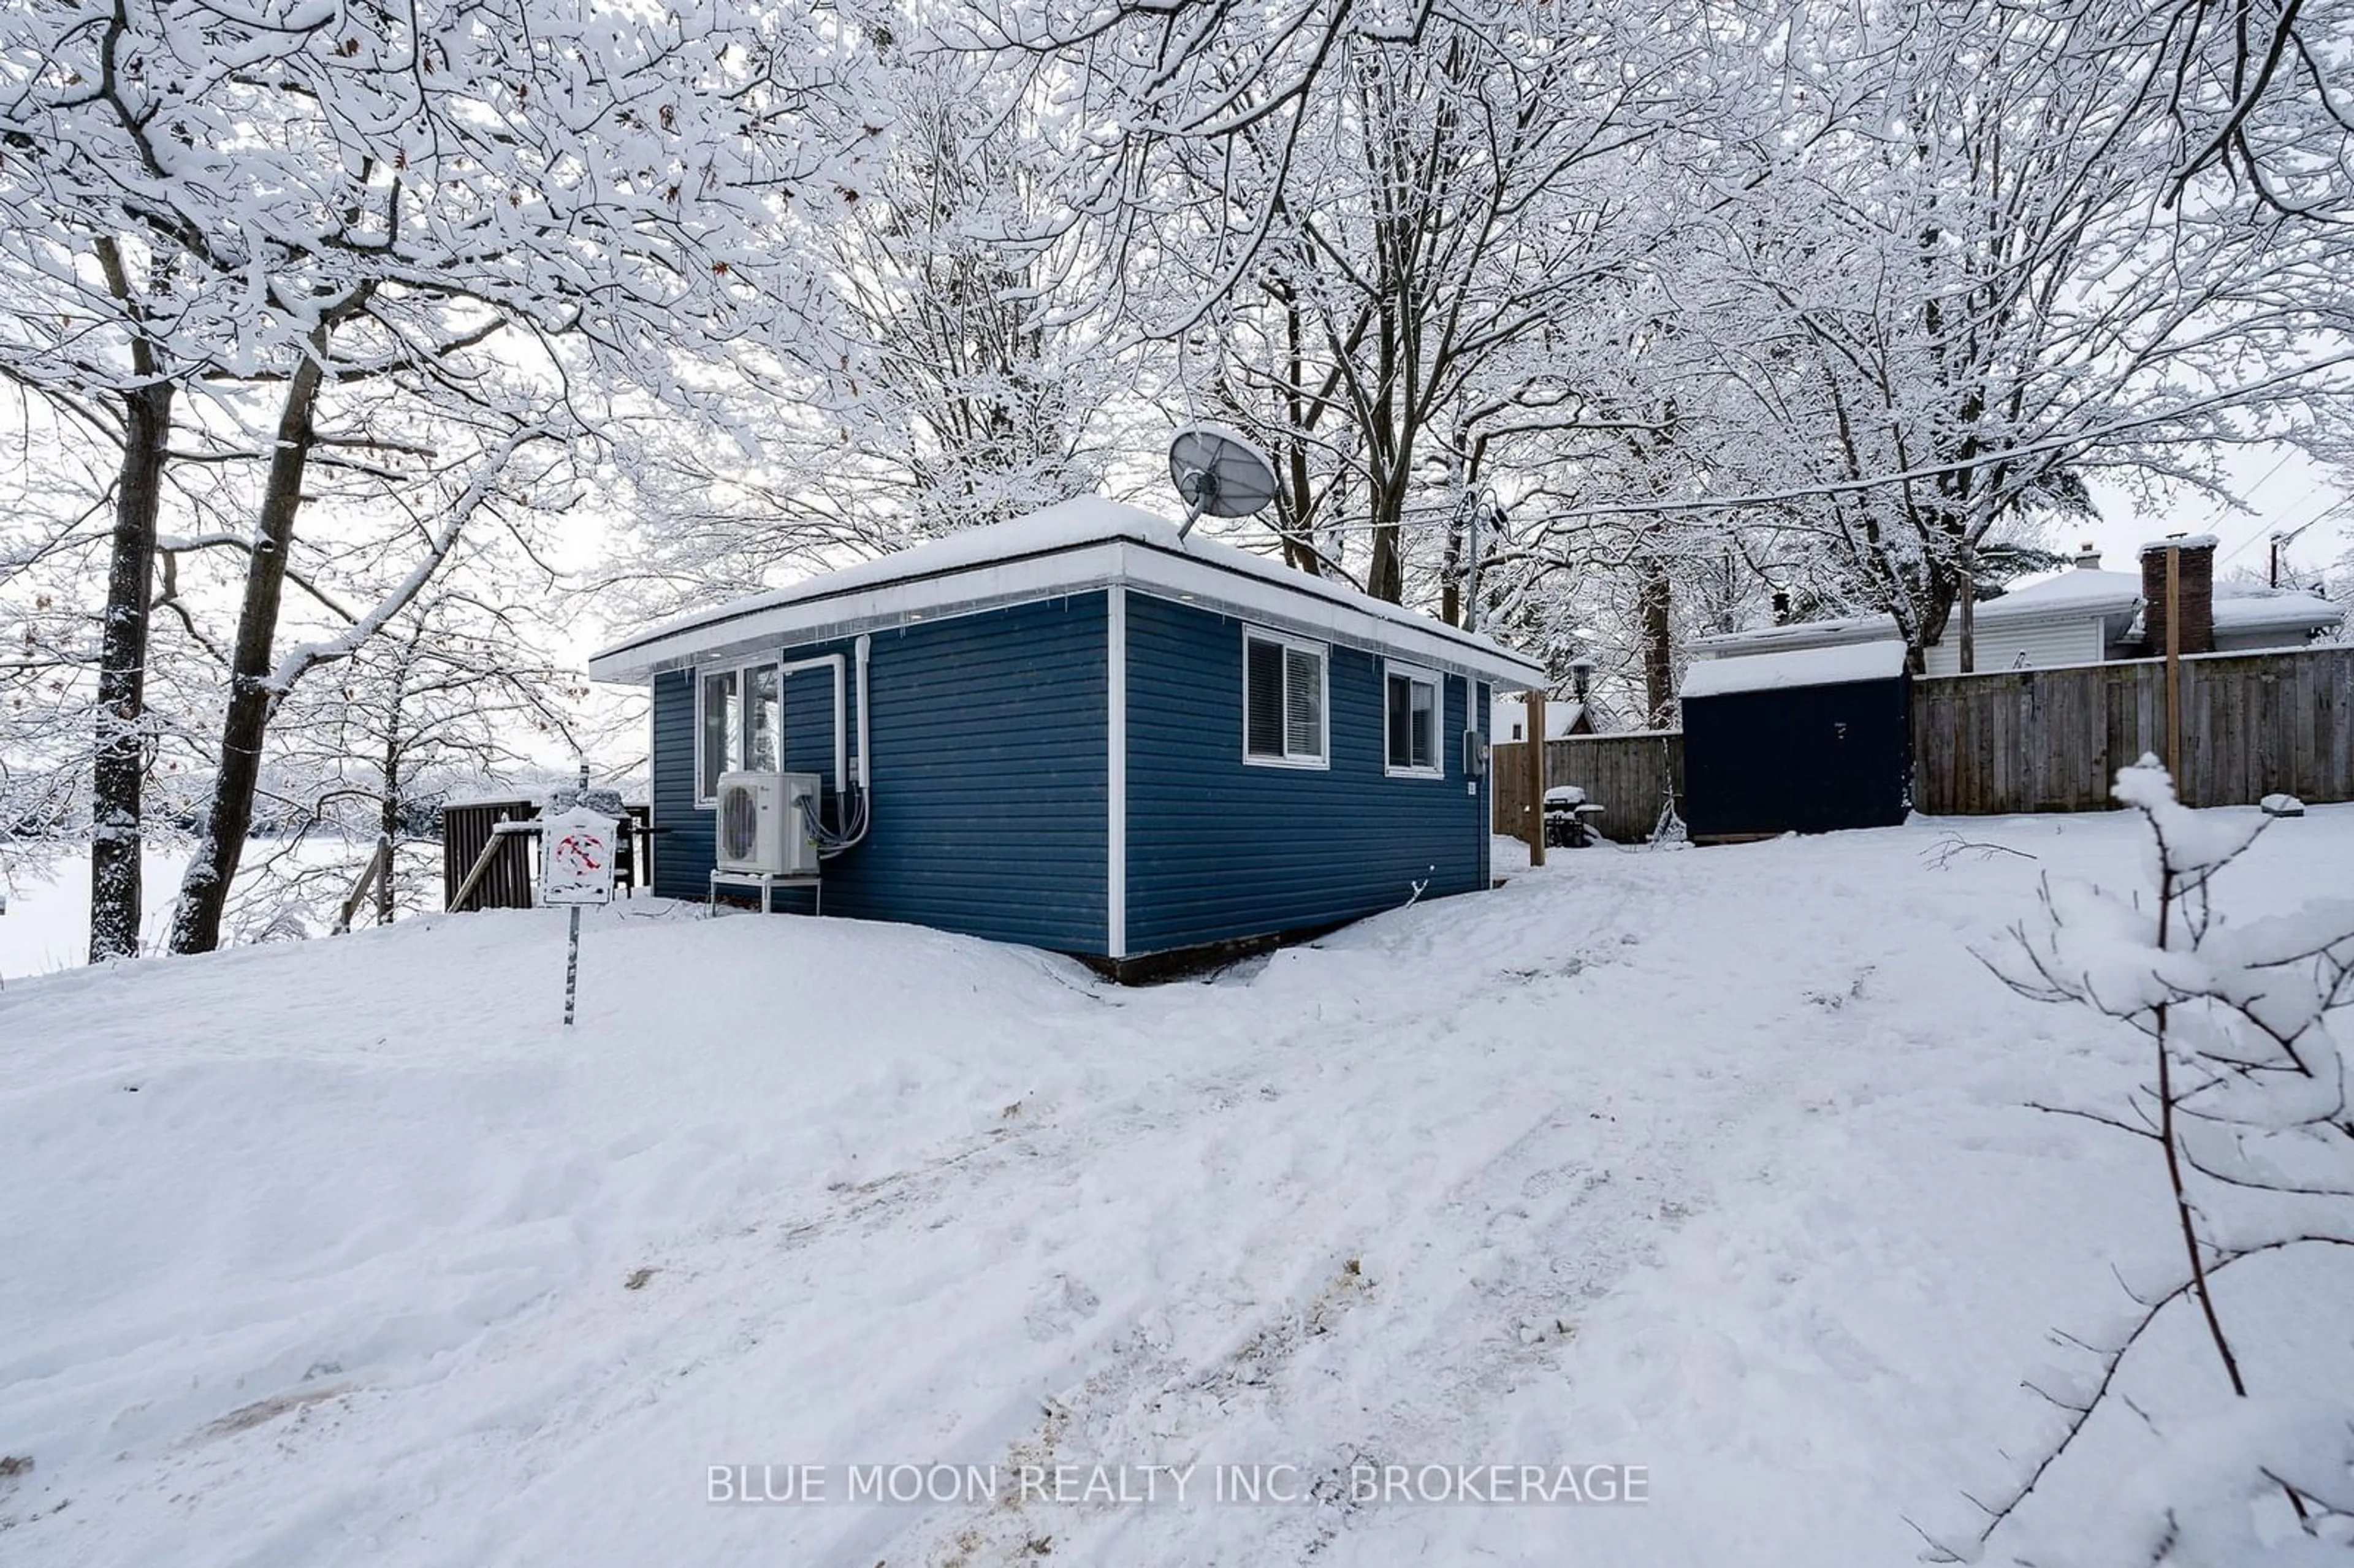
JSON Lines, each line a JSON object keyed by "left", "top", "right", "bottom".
{"left": 2130, "top": 0, "right": 2354, "bottom": 221}
{"left": 0, "top": 0, "right": 882, "bottom": 956}
{"left": 606, "top": 19, "right": 1132, "bottom": 622}
{"left": 1085, "top": 0, "right": 1737, "bottom": 605}
{"left": 1673, "top": 0, "right": 2354, "bottom": 670}
{"left": 228, "top": 558, "right": 588, "bottom": 942}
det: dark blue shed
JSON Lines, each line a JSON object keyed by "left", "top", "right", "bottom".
{"left": 1677, "top": 641, "right": 1913, "bottom": 843}
{"left": 589, "top": 500, "right": 1545, "bottom": 975}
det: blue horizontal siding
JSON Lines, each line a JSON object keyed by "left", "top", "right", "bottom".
{"left": 652, "top": 594, "right": 1109, "bottom": 953}
{"left": 650, "top": 668, "right": 711, "bottom": 895}
{"left": 1124, "top": 592, "right": 1490, "bottom": 954}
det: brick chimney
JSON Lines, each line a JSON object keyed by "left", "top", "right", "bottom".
{"left": 2139, "top": 534, "right": 2216, "bottom": 655}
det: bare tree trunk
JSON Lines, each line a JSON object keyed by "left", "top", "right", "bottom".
{"left": 86, "top": 378, "right": 174, "bottom": 962}
{"left": 1441, "top": 512, "right": 1462, "bottom": 626}
{"left": 1367, "top": 517, "right": 1404, "bottom": 602}
{"left": 376, "top": 715, "right": 403, "bottom": 927}
{"left": 1639, "top": 560, "right": 1674, "bottom": 728}
{"left": 375, "top": 807, "right": 398, "bottom": 926}
{"left": 169, "top": 349, "right": 326, "bottom": 954}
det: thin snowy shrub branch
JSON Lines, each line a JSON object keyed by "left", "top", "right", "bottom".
{"left": 1940, "top": 755, "right": 2354, "bottom": 1562}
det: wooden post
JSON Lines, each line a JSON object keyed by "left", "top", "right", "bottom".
{"left": 1525, "top": 690, "right": 1548, "bottom": 867}
{"left": 330, "top": 834, "right": 393, "bottom": 935}
{"left": 2165, "top": 545, "right": 2183, "bottom": 793}
{"left": 1957, "top": 542, "right": 1976, "bottom": 675}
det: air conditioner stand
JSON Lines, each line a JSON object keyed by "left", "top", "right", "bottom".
{"left": 708, "top": 869, "right": 822, "bottom": 916}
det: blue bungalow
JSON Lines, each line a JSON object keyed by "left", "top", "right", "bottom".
{"left": 587, "top": 498, "right": 1546, "bottom": 977}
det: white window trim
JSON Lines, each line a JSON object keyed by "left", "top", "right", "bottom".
{"left": 693, "top": 656, "right": 781, "bottom": 807}
{"left": 1240, "top": 626, "right": 1330, "bottom": 770}
{"left": 1382, "top": 659, "right": 1446, "bottom": 778}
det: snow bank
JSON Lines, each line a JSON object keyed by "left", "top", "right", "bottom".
{"left": 6, "top": 807, "right": 2352, "bottom": 1566}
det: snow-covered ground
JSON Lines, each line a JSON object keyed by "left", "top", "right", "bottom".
{"left": 4, "top": 812, "right": 2351, "bottom": 1565}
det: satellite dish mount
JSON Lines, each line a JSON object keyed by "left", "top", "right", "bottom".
{"left": 1168, "top": 425, "right": 1280, "bottom": 541}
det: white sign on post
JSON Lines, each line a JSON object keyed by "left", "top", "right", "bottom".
{"left": 541, "top": 798, "right": 617, "bottom": 1028}
{"left": 539, "top": 806, "right": 617, "bottom": 908}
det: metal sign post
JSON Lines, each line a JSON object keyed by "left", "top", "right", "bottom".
{"left": 540, "top": 764, "right": 617, "bottom": 1026}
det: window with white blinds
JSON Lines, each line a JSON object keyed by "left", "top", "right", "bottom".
{"left": 1243, "top": 630, "right": 1327, "bottom": 767}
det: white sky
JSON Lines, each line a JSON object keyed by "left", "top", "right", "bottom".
{"left": 2080, "top": 444, "right": 2349, "bottom": 584}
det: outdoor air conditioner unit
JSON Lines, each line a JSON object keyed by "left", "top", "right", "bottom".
{"left": 714, "top": 771, "right": 821, "bottom": 877}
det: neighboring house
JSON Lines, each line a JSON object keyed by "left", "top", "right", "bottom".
{"left": 588, "top": 498, "right": 1544, "bottom": 978}
{"left": 1489, "top": 695, "right": 1594, "bottom": 743}
{"left": 1691, "top": 538, "right": 2344, "bottom": 672}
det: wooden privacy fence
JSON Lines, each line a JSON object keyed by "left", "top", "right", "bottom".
{"left": 1912, "top": 644, "right": 2354, "bottom": 814}
{"left": 1493, "top": 731, "right": 1686, "bottom": 843}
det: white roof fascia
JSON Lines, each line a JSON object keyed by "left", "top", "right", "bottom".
{"left": 587, "top": 542, "right": 1129, "bottom": 682}
{"left": 588, "top": 539, "right": 1547, "bottom": 690}
{"left": 1117, "top": 543, "right": 1546, "bottom": 687}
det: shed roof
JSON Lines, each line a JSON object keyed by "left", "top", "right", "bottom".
{"left": 1678, "top": 639, "right": 1907, "bottom": 700}
{"left": 589, "top": 497, "right": 1547, "bottom": 687}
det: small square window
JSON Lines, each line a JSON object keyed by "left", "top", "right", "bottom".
{"left": 1243, "top": 631, "right": 1327, "bottom": 767}
{"left": 1385, "top": 664, "right": 1442, "bottom": 776}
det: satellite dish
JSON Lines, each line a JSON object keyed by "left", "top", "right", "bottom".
{"left": 1168, "top": 425, "right": 1279, "bottom": 541}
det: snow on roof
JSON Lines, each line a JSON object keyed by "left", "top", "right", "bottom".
{"left": 591, "top": 497, "right": 1546, "bottom": 686}
{"left": 1678, "top": 639, "right": 1907, "bottom": 700}
{"left": 1694, "top": 569, "right": 2146, "bottom": 657}
{"left": 1971, "top": 568, "right": 2143, "bottom": 622}
{"left": 2139, "top": 533, "right": 2220, "bottom": 555}
{"left": 1688, "top": 614, "right": 1895, "bottom": 657}
{"left": 679, "top": 498, "right": 1175, "bottom": 618}
{"left": 1490, "top": 695, "right": 1587, "bottom": 740}
{"left": 2210, "top": 582, "right": 2345, "bottom": 635}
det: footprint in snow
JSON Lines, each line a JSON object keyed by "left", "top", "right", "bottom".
{"left": 1024, "top": 1275, "right": 1102, "bottom": 1342}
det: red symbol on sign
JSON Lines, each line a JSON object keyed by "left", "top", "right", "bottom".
{"left": 554, "top": 834, "right": 604, "bottom": 875}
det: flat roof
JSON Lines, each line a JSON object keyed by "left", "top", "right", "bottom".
{"left": 2211, "top": 584, "right": 2345, "bottom": 635}
{"left": 1679, "top": 639, "right": 1908, "bottom": 700}
{"left": 589, "top": 498, "right": 1547, "bottom": 688}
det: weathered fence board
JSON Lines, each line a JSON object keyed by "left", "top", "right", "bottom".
{"left": 1913, "top": 644, "right": 2354, "bottom": 814}
{"left": 441, "top": 799, "right": 538, "bottom": 911}
{"left": 1493, "top": 731, "right": 1685, "bottom": 843}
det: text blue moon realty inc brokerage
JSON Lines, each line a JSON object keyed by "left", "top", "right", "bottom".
{"left": 707, "top": 1461, "right": 1651, "bottom": 1507}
